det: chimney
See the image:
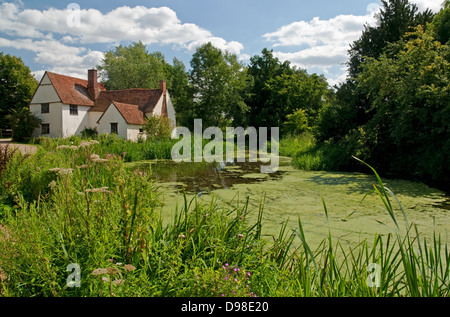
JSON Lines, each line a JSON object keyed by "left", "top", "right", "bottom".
{"left": 88, "top": 69, "right": 99, "bottom": 100}
{"left": 159, "top": 80, "right": 166, "bottom": 94}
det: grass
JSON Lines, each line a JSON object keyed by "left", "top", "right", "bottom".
{"left": 0, "top": 136, "right": 448, "bottom": 297}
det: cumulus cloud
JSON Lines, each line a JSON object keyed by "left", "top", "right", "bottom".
{"left": 410, "top": 0, "right": 445, "bottom": 13}
{"left": 0, "top": 3, "right": 243, "bottom": 52}
{"left": 0, "top": 2, "right": 244, "bottom": 78}
{"left": 263, "top": 4, "right": 382, "bottom": 86}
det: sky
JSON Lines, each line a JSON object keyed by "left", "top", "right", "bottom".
{"left": 0, "top": 0, "right": 444, "bottom": 87}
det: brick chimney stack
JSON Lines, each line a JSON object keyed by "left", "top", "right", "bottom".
{"left": 159, "top": 80, "right": 166, "bottom": 94}
{"left": 88, "top": 69, "right": 99, "bottom": 100}
{"left": 159, "top": 80, "right": 168, "bottom": 117}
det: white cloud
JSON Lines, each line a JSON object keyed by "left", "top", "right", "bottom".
{"left": 0, "top": 37, "right": 103, "bottom": 79}
{"left": 0, "top": 3, "right": 244, "bottom": 53}
{"left": 263, "top": 4, "right": 382, "bottom": 86}
{"left": 0, "top": 2, "right": 245, "bottom": 78}
{"left": 410, "top": 0, "right": 444, "bottom": 13}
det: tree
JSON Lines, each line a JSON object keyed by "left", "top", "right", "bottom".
{"left": 0, "top": 53, "right": 38, "bottom": 129}
{"left": 246, "top": 49, "right": 293, "bottom": 128}
{"left": 143, "top": 115, "right": 175, "bottom": 140}
{"left": 98, "top": 41, "right": 169, "bottom": 90}
{"left": 356, "top": 27, "right": 450, "bottom": 181}
{"left": 348, "top": 0, "right": 434, "bottom": 78}
{"left": 430, "top": 0, "right": 450, "bottom": 44}
{"left": 167, "top": 57, "right": 195, "bottom": 128}
{"left": 264, "top": 70, "right": 331, "bottom": 131}
{"left": 6, "top": 106, "right": 41, "bottom": 142}
{"left": 189, "top": 43, "right": 252, "bottom": 129}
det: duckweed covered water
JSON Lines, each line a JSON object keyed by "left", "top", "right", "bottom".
{"left": 129, "top": 157, "right": 449, "bottom": 250}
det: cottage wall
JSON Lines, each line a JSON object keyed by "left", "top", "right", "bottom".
{"left": 29, "top": 73, "right": 63, "bottom": 138}
{"left": 61, "top": 104, "right": 91, "bottom": 138}
{"left": 97, "top": 104, "right": 128, "bottom": 139}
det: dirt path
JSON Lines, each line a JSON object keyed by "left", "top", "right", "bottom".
{"left": 0, "top": 139, "right": 37, "bottom": 155}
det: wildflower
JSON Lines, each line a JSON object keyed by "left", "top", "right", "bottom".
{"left": 106, "top": 267, "right": 120, "bottom": 275}
{"left": 238, "top": 234, "right": 244, "bottom": 239}
{"left": 77, "top": 164, "right": 89, "bottom": 169}
{"left": 112, "top": 279, "right": 124, "bottom": 286}
{"left": 56, "top": 145, "right": 71, "bottom": 150}
{"left": 48, "top": 180, "right": 57, "bottom": 189}
{"left": 85, "top": 187, "right": 111, "bottom": 194}
{"left": 92, "top": 268, "right": 108, "bottom": 276}
{"left": 123, "top": 264, "right": 136, "bottom": 272}
{"left": 90, "top": 154, "right": 100, "bottom": 160}
{"left": 102, "top": 276, "right": 109, "bottom": 283}
{"left": 78, "top": 141, "right": 91, "bottom": 148}
{"left": 49, "top": 168, "right": 73, "bottom": 175}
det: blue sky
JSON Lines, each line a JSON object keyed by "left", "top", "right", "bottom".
{"left": 0, "top": 0, "right": 443, "bottom": 86}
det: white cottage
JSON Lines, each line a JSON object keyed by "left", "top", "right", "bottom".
{"left": 29, "top": 69, "right": 176, "bottom": 141}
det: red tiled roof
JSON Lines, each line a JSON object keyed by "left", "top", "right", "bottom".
{"left": 46, "top": 72, "right": 106, "bottom": 106}
{"left": 90, "top": 89, "right": 163, "bottom": 114}
{"left": 45, "top": 71, "right": 167, "bottom": 126}
{"left": 111, "top": 102, "right": 146, "bottom": 125}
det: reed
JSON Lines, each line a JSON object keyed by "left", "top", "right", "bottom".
{"left": 0, "top": 137, "right": 448, "bottom": 297}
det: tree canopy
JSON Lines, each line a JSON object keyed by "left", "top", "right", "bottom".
{"left": 0, "top": 53, "right": 38, "bottom": 129}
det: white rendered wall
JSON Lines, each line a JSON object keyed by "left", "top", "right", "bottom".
{"left": 29, "top": 73, "right": 63, "bottom": 138}
{"left": 97, "top": 104, "right": 127, "bottom": 139}
{"left": 127, "top": 125, "right": 143, "bottom": 142}
{"left": 61, "top": 104, "right": 91, "bottom": 138}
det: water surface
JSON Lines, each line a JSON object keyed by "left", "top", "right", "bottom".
{"left": 128, "top": 157, "right": 449, "bottom": 250}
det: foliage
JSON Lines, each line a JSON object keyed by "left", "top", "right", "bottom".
{"left": 6, "top": 107, "right": 42, "bottom": 143}
{"left": 0, "top": 53, "right": 38, "bottom": 129}
{"left": 347, "top": 0, "right": 434, "bottom": 78}
{"left": 245, "top": 49, "right": 294, "bottom": 128}
{"left": 98, "top": 41, "right": 169, "bottom": 90}
{"left": 355, "top": 26, "right": 450, "bottom": 181}
{"left": 283, "top": 109, "right": 310, "bottom": 135}
{"left": 81, "top": 127, "right": 98, "bottom": 139}
{"left": 429, "top": 0, "right": 450, "bottom": 44}
{"left": 189, "top": 43, "right": 252, "bottom": 129}
{"left": 143, "top": 115, "right": 175, "bottom": 140}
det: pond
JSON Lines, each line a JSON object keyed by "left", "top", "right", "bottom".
{"left": 128, "top": 157, "right": 449, "bottom": 250}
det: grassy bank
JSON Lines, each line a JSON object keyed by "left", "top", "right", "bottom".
{"left": 279, "top": 133, "right": 363, "bottom": 172}
{"left": 0, "top": 137, "right": 448, "bottom": 297}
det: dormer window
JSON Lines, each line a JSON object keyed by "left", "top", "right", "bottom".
{"left": 70, "top": 104, "right": 78, "bottom": 115}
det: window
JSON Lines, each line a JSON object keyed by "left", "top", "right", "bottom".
{"left": 70, "top": 104, "right": 78, "bottom": 115}
{"left": 111, "top": 123, "right": 118, "bottom": 134}
{"left": 41, "top": 103, "right": 49, "bottom": 114}
{"left": 41, "top": 124, "right": 50, "bottom": 135}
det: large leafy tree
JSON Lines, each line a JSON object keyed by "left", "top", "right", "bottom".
{"left": 189, "top": 42, "right": 252, "bottom": 129}
{"left": 430, "top": 0, "right": 450, "bottom": 44}
{"left": 348, "top": 0, "right": 434, "bottom": 78}
{"left": 264, "top": 70, "right": 331, "bottom": 132}
{"left": 98, "top": 41, "right": 169, "bottom": 90}
{"left": 0, "top": 53, "right": 38, "bottom": 129}
{"left": 357, "top": 27, "right": 450, "bottom": 180}
{"left": 245, "top": 49, "right": 293, "bottom": 128}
